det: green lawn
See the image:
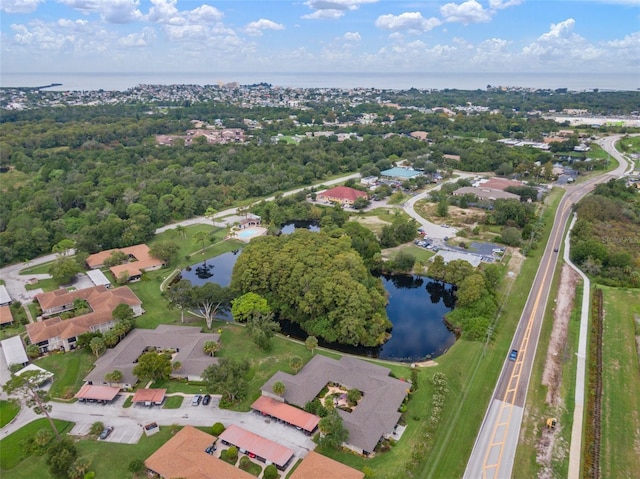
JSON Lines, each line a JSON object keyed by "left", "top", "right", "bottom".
{"left": 19, "top": 261, "right": 56, "bottom": 276}
{"left": 0, "top": 418, "right": 73, "bottom": 471}
{"left": 25, "top": 277, "right": 58, "bottom": 292}
{"left": 0, "top": 400, "right": 20, "bottom": 428}
{"left": 0, "top": 421, "right": 174, "bottom": 479}
{"left": 599, "top": 287, "right": 640, "bottom": 479}
{"left": 35, "top": 349, "right": 95, "bottom": 399}
{"left": 162, "top": 396, "right": 184, "bottom": 409}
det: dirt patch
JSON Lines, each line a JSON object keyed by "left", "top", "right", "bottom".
{"left": 535, "top": 264, "right": 580, "bottom": 478}
{"left": 542, "top": 264, "right": 580, "bottom": 405}
{"left": 506, "top": 249, "right": 525, "bottom": 280}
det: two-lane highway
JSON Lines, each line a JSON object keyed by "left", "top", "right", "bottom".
{"left": 464, "top": 135, "right": 631, "bottom": 479}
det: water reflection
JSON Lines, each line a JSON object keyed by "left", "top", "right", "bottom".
{"left": 179, "top": 250, "right": 456, "bottom": 362}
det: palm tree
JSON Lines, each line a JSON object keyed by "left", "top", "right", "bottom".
{"left": 104, "top": 370, "right": 123, "bottom": 385}
{"left": 203, "top": 340, "right": 219, "bottom": 357}
{"left": 289, "top": 356, "right": 303, "bottom": 373}
{"left": 305, "top": 336, "right": 318, "bottom": 355}
{"left": 175, "top": 225, "right": 187, "bottom": 239}
{"left": 194, "top": 230, "right": 208, "bottom": 253}
{"left": 272, "top": 381, "right": 286, "bottom": 397}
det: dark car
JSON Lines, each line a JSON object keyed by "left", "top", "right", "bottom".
{"left": 99, "top": 426, "right": 113, "bottom": 440}
{"left": 553, "top": 247, "right": 559, "bottom": 253}
{"left": 509, "top": 349, "right": 518, "bottom": 361}
{"left": 202, "top": 394, "right": 211, "bottom": 406}
{"left": 205, "top": 445, "right": 216, "bottom": 455}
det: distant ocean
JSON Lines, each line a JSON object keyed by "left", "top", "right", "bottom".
{"left": 1, "top": 71, "right": 638, "bottom": 92}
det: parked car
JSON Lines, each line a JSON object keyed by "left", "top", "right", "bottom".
{"left": 99, "top": 426, "right": 113, "bottom": 440}
{"left": 192, "top": 394, "right": 202, "bottom": 406}
{"left": 202, "top": 394, "right": 211, "bottom": 406}
{"left": 509, "top": 349, "right": 518, "bottom": 361}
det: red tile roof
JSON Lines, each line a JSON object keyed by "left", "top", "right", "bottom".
{"left": 85, "top": 244, "right": 164, "bottom": 278}
{"left": 132, "top": 388, "right": 167, "bottom": 403}
{"left": 480, "top": 177, "right": 523, "bottom": 191}
{"left": 251, "top": 396, "right": 319, "bottom": 432}
{"left": 318, "top": 186, "right": 368, "bottom": 202}
{"left": 218, "top": 425, "right": 294, "bottom": 468}
{"left": 0, "top": 305, "right": 14, "bottom": 325}
{"left": 289, "top": 451, "right": 364, "bottom": 479}
{"left": 28, "top": 286, "right": 142, "bottom": 344}
{"left": 75, "top": 384, "right": 120, "bottom": 401}
{"left": 145, "top": 426, "right": 252, "bottom": 479}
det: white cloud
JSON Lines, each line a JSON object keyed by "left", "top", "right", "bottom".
{"left": 188, "top": 5, "right": 224, "bottom": 24}
{"left": 303, "top": 0, "right": 377, "bottom": 19}
{"left": 607, "top": 31, "right": 640, "bottom": 48}
{"left": 521, "top": 18, "right": 606, "bottom": 65}
{"left": 57, "top": 0, "right": 142, "bottom": 23}
{"left": 245, "top": 19, "right": 285, "bottom": 37}
{"left": 441, "top": 0, "right": 492, "bottom": 24}
{"left": 538, "top": 18, "right": 575, "bottom": 41}
{"left": 1, "top": 0, "right": 44, "bottom": 13}
{"left": 118, "top": 27, "right": 155, "bottom": 47}
{"left": 489, "top": 0, "right": 523, "bottom": 9}
{"left": 147, "top": 0, "right": 181, "bottom": 24}
{"left": 343, "top": 31, "right": 361, "bottom": 41}
{"left": 305, "top": 0, "right": 377, "bottom": 11}
{"left": 302, "top": 9, "right": 345, "bottom": 19}
{"left": 375, "top": 12, "right": 442, "bottom": 33}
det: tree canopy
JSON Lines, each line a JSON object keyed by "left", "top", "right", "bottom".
{"left": 231, "top": 230, "right": 391, "bottom": 346}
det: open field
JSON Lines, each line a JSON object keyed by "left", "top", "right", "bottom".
{"left": 599, "top": 287, "right": 640, "bottom": 479}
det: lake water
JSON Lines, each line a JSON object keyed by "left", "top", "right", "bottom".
{"left": 180, "top": 245, "right": 456, "bottom": 362}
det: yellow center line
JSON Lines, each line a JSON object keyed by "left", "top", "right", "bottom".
{"left": 482, "top": 200, "right": 570, "bottom": 478}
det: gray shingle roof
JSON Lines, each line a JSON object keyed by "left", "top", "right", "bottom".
{"left": 262, "top": 355, "right": 409, "bottom": 453}
{"left": 85, "top": 325, "right": 219, "bottom": 386}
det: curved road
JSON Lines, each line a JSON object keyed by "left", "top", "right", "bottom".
{"left": 463, "top": 135, "right": 632, "bottom": 479}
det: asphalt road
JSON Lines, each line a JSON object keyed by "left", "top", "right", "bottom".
{"left": 463, "top": 136, "right": 632, "bottom": 479}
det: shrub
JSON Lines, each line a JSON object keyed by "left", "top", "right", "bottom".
{"left": 211, "top": 422, "right": 225, "bottom": 436}
{"left": 263, "top": 464, "right": 278, "bottom": 479}
{"left": 239, "top": 455, "right": 252, "bottom": 470}
{"left": 226, "top": 446, "right": 238, "bottom": 463}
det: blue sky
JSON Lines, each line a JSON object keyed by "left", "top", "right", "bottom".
{"left": 1, "top": 0, "right": 638, "bottom": 73}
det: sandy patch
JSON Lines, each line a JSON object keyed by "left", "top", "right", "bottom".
{"left": 535, "top": 264, "right": 580, "bottom": 478}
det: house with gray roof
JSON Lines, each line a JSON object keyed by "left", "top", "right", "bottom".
{"left": 85, "top": 325, "right": 219, "bottom": 388}
{"left": 261, "top": 355, "right": 409, "bottom": 455}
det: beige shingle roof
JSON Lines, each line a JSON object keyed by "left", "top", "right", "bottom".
{"left": 145, "top": 426, "right": 253, "bottom": 479}
{"left": 289, "top": 451, "right": 364, "bottom": 479}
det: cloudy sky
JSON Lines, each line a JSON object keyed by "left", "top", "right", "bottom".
{"left": 1, "top": 0, "right": 639, "bottom": 74}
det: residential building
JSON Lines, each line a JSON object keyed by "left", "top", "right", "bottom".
{"left": 1, "top": 335, "right": 29, "bottom": 367}
{"left": 86, "top": 244, "right": 165, "bottom": 283}
{"left": 0, "top": 285, "right": 11, "bottom": 306}
{"left": 317, "top": 186, "right": 368, "bottom": 206}
{"left": 289, "top": 451, "right": 364, "bottom": 479}
{"left": 84, "top": 325, "right": 220, "bottom": 388}
{"left": 145, "top": 426, "right": 252, "bottom": 479}
{"left": 261, "top": 355, "right": 409, "bottom": 455}
{"left": 218, "top": 425, "right": 295, "bottom": 471}
{"left": 0, "top": 305, "right": 14, "bottom": 326}
{"left": 28, "top": 285, "right": 142, "bottom": 353}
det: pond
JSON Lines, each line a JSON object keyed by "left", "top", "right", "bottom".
{"left": 279, "top": 220, "right": 320, "bottom": 235}
{"left": 180, "top": 250, "right": 457, "bottom": 362}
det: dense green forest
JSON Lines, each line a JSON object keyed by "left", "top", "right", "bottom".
{"left": 231, "top": 230, "right": 391, "bottom": 347}
{"left": 571, "top": 179, "right": 640, "bottom": 287}
{"left": 0, "top": 92, "right": 634, "bottom": 266}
